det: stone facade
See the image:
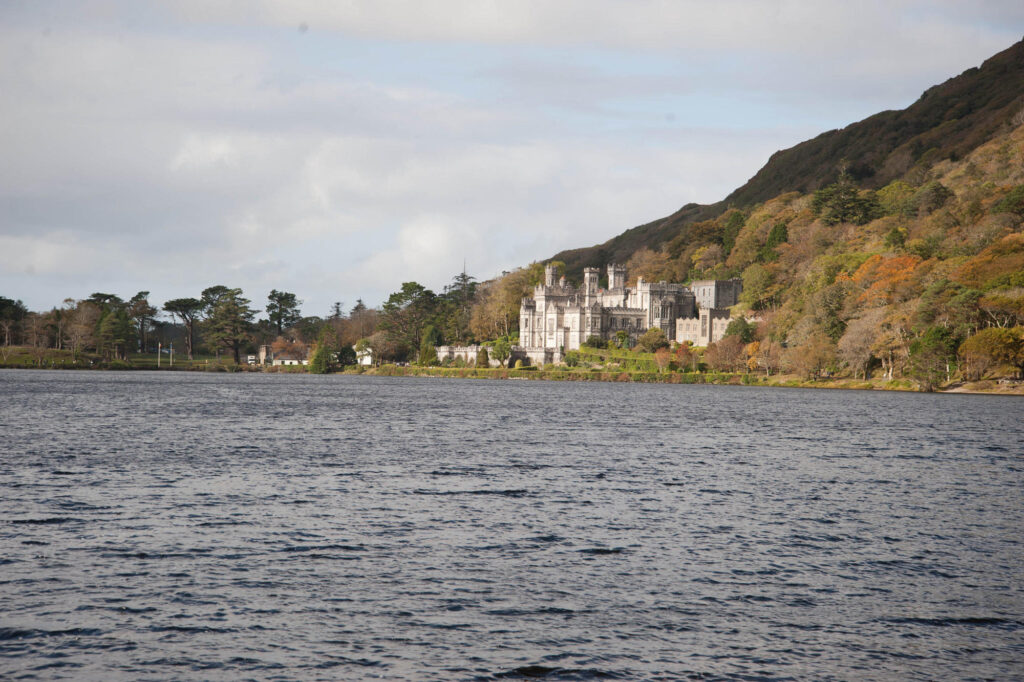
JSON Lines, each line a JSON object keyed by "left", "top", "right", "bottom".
{"left": 675, "top": 307, "right": 733, "bottom": 347}
{"left": 518, "top": 264, "right": 742, "bottom": 355}
{"left": 690, "top": 278, "right": 743, "bottom": 310}
{"left": 519, "top": 264, "right": 696, "bottom": 351}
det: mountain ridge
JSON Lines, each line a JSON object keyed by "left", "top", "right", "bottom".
{"left": 552, "top": 38, "right": 1024, "bottom": 279}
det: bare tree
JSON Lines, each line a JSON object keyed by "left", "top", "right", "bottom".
{"left": 68, "top": 301, "right": 100, "bottom": 359}
{"left": 755, "top": 340, "right": 783, "bottom": 376}
{"left": 838, "top": 309, "right": 886, "bottom": 379}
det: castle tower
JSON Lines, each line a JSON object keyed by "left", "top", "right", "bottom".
{"left": 545, "top": 263, "right": 558, "bottom": 287}
{"left": 608, "top": 263, "right": 626, "bottom": 290}
{"left": 583, "top": 267, "right": 599, "bottom": 296}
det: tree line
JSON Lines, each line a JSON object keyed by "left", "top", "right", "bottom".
{"left": 0, "top": 287, "right": 356, "bottom": 367}
{"left": 0, "top": 261, "right": 561, "bottom": 371}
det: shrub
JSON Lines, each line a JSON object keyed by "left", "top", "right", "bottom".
{"left": 992, "top": 185, "right": 1024, "bottom": 217}
{"left": 637, "top": 327, "right": 669, "bottom": 352}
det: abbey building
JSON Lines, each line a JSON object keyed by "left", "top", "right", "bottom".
{"left": 519, "top": 264, "right": 741, "bottom": 358}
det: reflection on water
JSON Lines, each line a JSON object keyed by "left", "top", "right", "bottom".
{"left": 1, "top": 370, "right": 1022, "bottom": 680}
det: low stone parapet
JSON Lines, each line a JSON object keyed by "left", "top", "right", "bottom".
{"left": 435, "top": 345, "right": 560, "bottom": 368}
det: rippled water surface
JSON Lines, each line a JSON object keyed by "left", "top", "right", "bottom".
{"left": 1, "top": 370, "right": 1022, "bottom": 680}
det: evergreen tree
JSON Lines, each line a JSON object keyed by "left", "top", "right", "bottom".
{"left": 418, "top": 324, "right": 441, "bottom": 365}
{"left": 266, "top": 290, "right": 302, "bottom": 336}
{"left": 811, "top": 170, "right": 881, "bottom": 225}
{"left": 203, "top": 287, "right": 256, "bottom": 363}
{"left": 908, "top": 326, "right": 958, "bottom": 391}
{"left": 308, "top": 326, "right": 339, "bottom": 374}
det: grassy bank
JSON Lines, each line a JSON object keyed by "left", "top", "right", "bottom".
{"left": 346, "top": 364, "right": 1024, "bottom": 395}
{"left": 3, "top": 346, "right": 1020, "bottom": 394}
{"left": 0, "top": 347, "right": 273, "bottom": 372}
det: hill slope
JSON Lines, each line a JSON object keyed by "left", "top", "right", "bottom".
{"left": 553, "top": 38, "right": 1024, "bottom": 278}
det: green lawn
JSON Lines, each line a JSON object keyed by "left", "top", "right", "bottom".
{"left": 0, "top": 346, "right": 245, "bottom": 370}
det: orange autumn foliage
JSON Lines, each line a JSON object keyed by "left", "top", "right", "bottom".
{"left": 852, "top": 254, "right": 924, "bottom": 306}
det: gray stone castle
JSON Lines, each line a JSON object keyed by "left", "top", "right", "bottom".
{"left": 519, "top": 264, "right": 741, "bottom": 358}
{"left": 435, "top": 263, "right": 742, "bottom": 368}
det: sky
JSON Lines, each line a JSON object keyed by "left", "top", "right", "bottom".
{"left": 1, "top": 1, "right": 1022, "bottom": 317}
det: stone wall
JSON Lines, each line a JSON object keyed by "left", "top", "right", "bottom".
{"left": 435, "top": 345, "right": 557, "bottom": 368}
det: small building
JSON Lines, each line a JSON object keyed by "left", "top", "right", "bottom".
{"left": 271, "top": 352, "right": 308, "bottom": 366}
{"left": 355, "top": 346, "right": 374, "bottom": 366}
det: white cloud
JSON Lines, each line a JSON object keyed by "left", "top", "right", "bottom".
{"left": 0, "top": 1, "right": 1021, "bottom": 312}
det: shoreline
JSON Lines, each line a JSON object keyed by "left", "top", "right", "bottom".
{"left": 5, "top": 363, "right": 1021, "bottom": 396}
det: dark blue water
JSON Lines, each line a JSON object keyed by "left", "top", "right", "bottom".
{"left": 1, "top": 370, "right": 1022, "bottom": 680}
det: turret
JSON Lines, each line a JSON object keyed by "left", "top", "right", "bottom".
{"left": 545, "top": 263, "right": 558, "bottom": 287}
{"left": 608, "top": 263, "right": 626, "bottom": 290}
{"left": 583, "top": 267, "right": 599, "bottom": 295}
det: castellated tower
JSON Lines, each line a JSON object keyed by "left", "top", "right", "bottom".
{"left": 545, "top": 263, "right": 558, "bottom": 287}
{"left": 583, "top": 267, "right": 599, "bottom": 296}
{"left": 608, "top": 263, "right": 626, "bottom": 290}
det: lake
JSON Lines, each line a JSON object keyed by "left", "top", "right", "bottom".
{"left": 1, "top": 370, "right": 1022, "bottom": 680}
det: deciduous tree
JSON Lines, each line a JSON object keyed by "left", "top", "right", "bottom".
{"left": 637, "top": 327, "right": 669, "bottom": 352}
{"left": 489, "top": 336, "right": 512, "bottom": 367}
{"left": 704, "top": 335, "right": 745, "bottom": 372}
{"left": 469, "top": 268, "right": 533, "bottom": 341}
{"left": 786, "top": 333, "right": 836, "bottom": 380}
{"left": 654, "top": 347, "right": 672, "bottom": 372}
{"left": 959, "top": 327, "right": 1024, "bottom": 380}
{"left": 68, "top": 301, "right": 100, "bottom": 358}
{"left": 838, "top": 309, "right": 885, "bottom": 379}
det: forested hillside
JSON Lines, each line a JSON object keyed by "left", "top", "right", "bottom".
{"left": 611, "top": 121, "right": 1024, "bottom": 388}
{"left": 553, "top": 38, "right": 1024, "bottom": 279}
